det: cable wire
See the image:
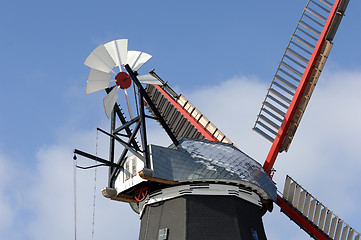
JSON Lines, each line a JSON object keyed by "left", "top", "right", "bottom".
{"left": 91, "top": 130, "right": 99, "bottom": 240}
{"left": 73, "top": 156, "right": 77, "bottom": 240}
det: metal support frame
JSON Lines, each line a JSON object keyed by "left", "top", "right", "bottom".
{"left": 73, "top": 149, "right": 119, "bottom": 169}
{"left": 97, "top": 127, "right": 145, "bottom": 161}
{"left": 101, "top": 121, "right": 145, "bottom": 187}
{"left": 74, "top": 65, "right": 179, "bottom": 188}
{"left": 113, "top": 104, "right": 141, "bottom": 151}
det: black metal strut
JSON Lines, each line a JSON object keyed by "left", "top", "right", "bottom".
{"left": 124, "top": 65, "right": 179, "bottom": 147}
{"left": 74, "top": 66, "right": 179, "bottom": 188}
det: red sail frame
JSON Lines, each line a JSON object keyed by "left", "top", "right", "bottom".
{"left": 262, "top": 0, "right": 342, "bottom": 173}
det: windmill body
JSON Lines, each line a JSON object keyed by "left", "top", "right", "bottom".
{"left": 74, "top": 0, "right": 361, "bottom": 239}
{"left": 108, "top": 138, "right": 275, "bottom": 240}
{"left": 139, "top": 194, "right": 265, "bottom": 240}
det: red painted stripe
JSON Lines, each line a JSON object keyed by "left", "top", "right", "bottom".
{"left": 154, "top": 85, "right": 219, "bottom": 142}
{"left": 263, "top": 0, "right": 342, "bottom": 173}
{"left": 276, "top": 195, "right": 328, "bottom": 240}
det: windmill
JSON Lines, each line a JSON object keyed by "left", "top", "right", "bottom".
{"left": 73, "top": 0, "right": 360, "bottom": 239}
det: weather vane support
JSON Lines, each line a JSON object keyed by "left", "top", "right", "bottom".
{"left": 74, "top": 39, "right": 178, "bottom": 189}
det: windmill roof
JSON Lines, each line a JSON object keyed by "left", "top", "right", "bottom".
{"left": 149, "top": 138, "right": 277, "bottom": 201}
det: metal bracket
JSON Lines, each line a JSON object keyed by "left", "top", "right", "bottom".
{"left": 73, "top": 149, "right": 120, "bottom": 169}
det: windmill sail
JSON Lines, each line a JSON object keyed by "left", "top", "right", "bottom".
{"left": 145, "top": 76, "right": 234, "bottom": 147}
{"left": 281, "top": 176, "right": 361, "bottom": 240}
{"left": 253, "top": 0, "right": 349, "bottom": 153}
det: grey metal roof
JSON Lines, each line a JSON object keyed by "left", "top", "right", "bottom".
{"left": 149, "top": 138, "right": 277, "bottom": 201}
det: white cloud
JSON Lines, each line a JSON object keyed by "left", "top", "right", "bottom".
{"left": 184, "top": 75, "right": 271, "bottom": 160}
{"left": 0, "top": 128, "right": 140, "bottom": 240}
{"left": 25, "top": 129, "right": 140, "bottom": 240}
{"left": 0, "top": 153, "right": 15, "bottom": 231}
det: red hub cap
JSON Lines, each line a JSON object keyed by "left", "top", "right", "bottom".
{"left": 115, "top": 72, "right": 131, "bottom": 89}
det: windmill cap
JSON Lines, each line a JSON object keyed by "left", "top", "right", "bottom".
{"left": 147, "top": 138, "right": 277, "bottom": 202}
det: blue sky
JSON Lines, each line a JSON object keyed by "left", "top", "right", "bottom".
{"left": 1, "top": 0, "right": 360, "bottom": 239}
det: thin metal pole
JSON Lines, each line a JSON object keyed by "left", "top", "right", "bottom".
{"left": 73, "top": 149, "right": 119, "bottom": 168}
{"left": 138, "top": 86, "right": 151, "bottom": 168}
{"left": 149, "top": 70, "right": 179, "bottom": 98}
{"left": 73, "top": 156, "right": 77, "bottom": 240}
{"left": 91, "top": 132, "right": 98, "bottom": 240}
{"left": 108, "top": 109, "right": 116, "bottom": 187}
